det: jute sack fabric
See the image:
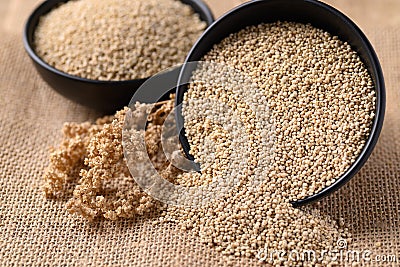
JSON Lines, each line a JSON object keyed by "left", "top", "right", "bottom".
{"left": 0, "top": 0, "right": 399, "bottom": 266}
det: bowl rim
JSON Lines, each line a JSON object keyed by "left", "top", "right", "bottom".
{"left": 23, "top": 0, "right": 215, "bottom": 85}
{"left": 175, "top": 0, "right": 386, "bottom": 206}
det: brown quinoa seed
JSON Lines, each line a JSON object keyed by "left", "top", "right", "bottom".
{"left": 44, "top": 98, "right": 180, "bottom": 221}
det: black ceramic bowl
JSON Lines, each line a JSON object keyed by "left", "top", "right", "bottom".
{"left": 176, "top": 0, "right": 385, "bottom": 205}
{"left": 23, "top": 0, "right": 214, "bottom": 113}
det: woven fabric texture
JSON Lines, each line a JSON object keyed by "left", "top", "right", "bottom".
{"left": 0, "top": 0, "right": 399, "bottom": 266}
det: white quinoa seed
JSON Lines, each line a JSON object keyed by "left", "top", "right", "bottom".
{"left": 34, "top": 0, "right": 206, "bottom": 81}
{"left": 183, "top": 21, "right": 375, "bottom": 202}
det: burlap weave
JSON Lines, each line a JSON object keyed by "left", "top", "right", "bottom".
{"left": 0, "top": 0, "right": 399, "bottom": 266}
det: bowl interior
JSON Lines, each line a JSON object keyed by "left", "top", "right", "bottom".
{"left": 175, "top": 0, "right": 385, "bottom": 205}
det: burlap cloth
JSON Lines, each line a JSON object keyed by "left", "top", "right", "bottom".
{"left": 0, "top": 0, "right": 399, "bottom": 266}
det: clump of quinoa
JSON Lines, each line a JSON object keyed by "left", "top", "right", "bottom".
{"left": 43, "top": 115, "right": 114, "bottom": 199}
{"left": 34, "top": 0, "right": 207, "bottom": 81}
{"left": 43, "top": 98, "right": 180, "bottom": 220}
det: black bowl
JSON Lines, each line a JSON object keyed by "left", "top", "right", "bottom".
{"left": 176, "top": 0, "right": 385, "bottom": 205}
{"left": 23, "top": 0, "right": 214, "bottom": 113}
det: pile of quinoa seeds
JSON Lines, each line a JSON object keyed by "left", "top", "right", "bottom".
{"left": 34, "top": 0, "right": 206, "bottom": 81}
{"left": 43, "top": 21, "right": 376, "bottom": 265}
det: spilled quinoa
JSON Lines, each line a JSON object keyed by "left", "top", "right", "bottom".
{"left": 43, "top": 99, "right": 351, "bottom": 265}
{"left": 43, "top": 21, "right": 376, "bottom": 265}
